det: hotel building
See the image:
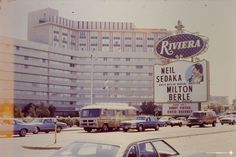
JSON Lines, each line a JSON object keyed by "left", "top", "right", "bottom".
{"left": 0, "top": 8, "right": 170, "bottom": 116}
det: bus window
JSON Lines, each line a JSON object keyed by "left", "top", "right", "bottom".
{"left": 106, "top": 110, "right": 115, "bottom": 116}
{"left": 81, "top": 109, "right": 101, "bottom": 117}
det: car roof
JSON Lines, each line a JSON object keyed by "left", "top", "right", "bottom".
{"left": 80, "top": 103, "right": 138, "bottom": 111}
{"left": 72, "top": 134, "right": 163, "bottom": 148}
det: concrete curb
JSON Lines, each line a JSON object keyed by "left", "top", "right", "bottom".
{"left": 63, "top": 127, "right": 83, "bottom": 132}
{"left": 22, "top": 145, "right": 62, "bottom": 150}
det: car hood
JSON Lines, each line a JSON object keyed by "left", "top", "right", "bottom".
{"left": 187, "top": 117, "right": 201, "bottom": 120}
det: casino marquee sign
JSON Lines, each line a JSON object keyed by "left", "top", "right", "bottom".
{"left": 156, "top": 33, "right": 208, "bottom": 59}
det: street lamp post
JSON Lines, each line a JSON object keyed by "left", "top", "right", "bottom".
{"left": 90, "top": 54, "right": 95, "bottom": 105}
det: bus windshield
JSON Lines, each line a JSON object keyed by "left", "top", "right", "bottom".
{"left": 81, "top": 109, "right": 101, "bottom": 118}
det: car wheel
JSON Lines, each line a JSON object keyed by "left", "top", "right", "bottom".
{"left": 179, "top": 123, "right": 182, "bottom": 127}
{"left": 137, "top": 125, "right": 144, "bottom": 132}
{"left": 102, "top": 124, "right": 109, "bottom": 132}
{"left": 221, "top": 123, "right": 224, "bottom": 125}
{"left": 232, "top": 121, "right": 235, "bottom": 125}
{"left": 56, "top": 126, "right": 62, "bottom": 133}
{"left": 123, "top": 128, "right": 128, "bottom": 132}
{"left": 171, "top": 124, "right": 174, "bottom": 127}
{"left": 45, "top": 130, "right": 50, "bottom": 133}
{"left": 19, "top": 129, "right": 27, "bottom": 137}
{"left": 188, "top": 125, "right": 192, "bottom": 128}
{"left": 33, "top": 127, "right": 39, "bottom": 134}
{"left": 212, "top": 122, "right": 216, "bottom": 127}
{"left": 155, "top": 125, "right": 159, "bottom": 131}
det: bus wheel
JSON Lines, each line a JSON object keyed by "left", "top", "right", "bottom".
{"left": 102, "top": 124, "right": 109, "bottom": 132}
{"left": 123, "top": 128, "right": 128, "bottom": 132}
{"left": 84, "top": 128, "right": 92, "bottom": 132}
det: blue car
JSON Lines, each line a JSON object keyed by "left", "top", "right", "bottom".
{"left": 120, "top": 115, "right": 159, "bottom": 132}
{"left": 0, "top": 119, "right": 37, "bottom": 137}
{"left": 29, "top": 118, "right": 67, "bottom": 134}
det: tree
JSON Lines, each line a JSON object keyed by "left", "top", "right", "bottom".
{"left": 140, "top": 101, "right": 157, "bottom": 115}
{"left": 22, "top": 103, "right": 37, "bottom": 117}
{"left": 48, "top": 105, "right": 56, "bottom": 117}
{"left": 28, "top": 105, "right": 37, "bottom": 117}
{"left": 36, "top": 102, "right": 50, "bottom": 117}
{"left": 14, "top": 106, "right": 24, "bottom": 118}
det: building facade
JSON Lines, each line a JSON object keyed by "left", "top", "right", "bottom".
{"left": 0, "top": 8, "right": 171, "bottom": 116}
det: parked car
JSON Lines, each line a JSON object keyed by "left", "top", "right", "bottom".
{"left": 158, "top": 116, "right": 172, "bottom": 126}
{"left": 187, "top": 110, "right": 217, "bottom": 127}
{"left": 50, "top": 137, "right": 180, "bottom": 157}
{"left": 157, "top": 118, "right": 168, "bottom": 127}
{"left": 0, "top": 118, "right": 37, "bottom": 137}
{"left": 29, "top": 118, "right": 67, "bottom": 133}
{"left": 120, "top": 115, "right": 159, "bottom": 132}
{"left": 169, "top": 117, "right": 187, "bottom": 127}
{"left": 220, "top": 114, "right": 236, "bottom": 125}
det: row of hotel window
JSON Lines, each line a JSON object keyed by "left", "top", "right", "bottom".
{"left": 18, "top": 65, "right": 153, "bottom": 76}
{"left": 21, "top": 55, "right": 157, "bottom": 63}
{"left": 15, "top": 74, "right": 152, "bottom": 83}
{"left": 15, "top": 81, "right": 152, "bottom": 88}
{"left": 19, "top": 62, "right": 153, "bottom": 72}
{"left": 15, "top": 91, "right": 151, "bottom": 99}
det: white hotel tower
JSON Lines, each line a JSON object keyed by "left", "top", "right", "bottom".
{"left": 0, "top": 8, "right": 170, "bottom": 116}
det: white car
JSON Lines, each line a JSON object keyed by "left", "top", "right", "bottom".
{"left": 50, "top": 137, "right": 180, "bottom": 157}
{"left": 169, "top": 117, "right": 187, "bottom": 127}
{"left": 220, "top": 114, "right": 236, "bottom": 125}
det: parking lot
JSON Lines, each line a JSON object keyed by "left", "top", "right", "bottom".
{"left": 1, "top": 123, "right": 236, "bottom": 157}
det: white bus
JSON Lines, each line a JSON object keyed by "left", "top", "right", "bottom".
{"left": 80, "top": 103, "right": 138, "bottom": 132}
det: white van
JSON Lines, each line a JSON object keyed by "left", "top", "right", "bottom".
{"left": 80, "top": 103, "right": 137, "bottom": 132}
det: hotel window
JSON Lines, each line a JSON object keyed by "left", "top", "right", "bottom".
{"left": 80, "top": 31, "right": 86, "bottom": 39}
{"left": 70, "top": 64, "right": 75, "bottom": 67}
{"left": 53, "top": 30, "right": 59, "bottom": 34}
{"left": 91, "top": 36, "right": 98, "bottom": 39}
{"left": 125, "top": 44, "right": 131, "bottom": 47}
{"left": 136, "top": 65, "right": 143, "bottom": 69}
{"left": 102, "top": 36, "right": 109, "bottom": 39}
{"left": 54, "top": 35, "right": 59, "bottom": 42}
{"left": 147, "top": 37, "right": 154, "bottom": 40}
{"left": 114, "top": 72, "right": 119, "bottom": 76}
{"left": 136, "top": 45, "right": 143, "bottom": 47}
{"left": 15, "top": 46, "right": 20, "bottom": 50}
{"left": 24, "top": 56, "right": 29, "bottom": 60}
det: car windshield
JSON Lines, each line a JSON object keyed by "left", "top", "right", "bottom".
{"left": 31, "top": 119, "right": 44, "bottom": 123}
{"left": 190, "top": 112, "right": 205, "bottom": 117}
{"left": 51, "top": 142, "right": 120, "bottom": 157}
{"left": 160, "top": 117, "right": 170, "bottom": 120}
{"left": 136, "top": 116, "right": 146, "bottom": 120}
{"left": 81, "top": 109, "right": 101, "bottom": 118}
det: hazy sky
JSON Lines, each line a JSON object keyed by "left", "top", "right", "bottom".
{"left": 0, "top": 0, "right": 236, "bottom": 103}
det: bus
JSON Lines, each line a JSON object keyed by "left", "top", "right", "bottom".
{"left": 80, "top": 103, "right": 138, "bottom": 132}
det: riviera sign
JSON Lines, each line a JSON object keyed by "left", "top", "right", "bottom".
{"left": 156, "top": 33, "right": 208, "bottom": 59}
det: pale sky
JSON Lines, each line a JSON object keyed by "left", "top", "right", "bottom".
{"left": 0, "top": 0, "right": 236, "bottom": 103}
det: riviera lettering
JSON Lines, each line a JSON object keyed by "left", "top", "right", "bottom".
{"left": 160, "top": 40, "right": 201, "bottom": 55}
